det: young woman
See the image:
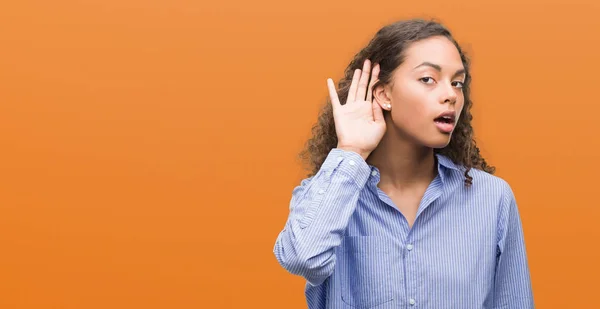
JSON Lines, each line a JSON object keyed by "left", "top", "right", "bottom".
{"left": 273, "top": 19, "right": 534, "bottom": 309}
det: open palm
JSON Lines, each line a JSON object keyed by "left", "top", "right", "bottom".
{"left": 327, "top": 59, "right": 386, "bottom": 159}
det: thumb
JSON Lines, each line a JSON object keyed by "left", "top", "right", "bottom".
{"left": 372, "top": 100, "right": 385, "bottom": 123}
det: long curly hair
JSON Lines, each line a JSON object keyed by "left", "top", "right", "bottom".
{"left": 299, "top": 19, "right": 495, "bottom": 187}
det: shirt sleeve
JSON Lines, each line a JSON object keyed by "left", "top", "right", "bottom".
{"left": 494, "top": 182, "right": 535, "bottom": 308}
{"left": 273, "top": 148, "right": 372, "bottom": 286}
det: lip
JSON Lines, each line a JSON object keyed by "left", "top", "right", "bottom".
{"left": 435, "top": 110, "right": 456, "bottom": 122}
{"left": 434, "top": 110, "right": 457, "bottom": 134}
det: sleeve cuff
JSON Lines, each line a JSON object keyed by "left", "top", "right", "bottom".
{"left": 320, "top": 148, "right": 372, "bottom": 188}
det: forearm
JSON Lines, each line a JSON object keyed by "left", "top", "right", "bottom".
{"left": 273, "top": 148, "right": 371, "bottom": 285}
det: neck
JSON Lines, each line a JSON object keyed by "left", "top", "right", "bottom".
{"left": 366, "top": 126, "right": 437, "bottom": 190}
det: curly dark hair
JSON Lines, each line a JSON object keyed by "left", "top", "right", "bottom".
{"left": 299, "top": 18, "right": 495, "bottom": 187}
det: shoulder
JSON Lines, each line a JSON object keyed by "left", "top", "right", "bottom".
{"left": 437, "top": 154, "right": 510, "bottom": 195}
{"left": 467, "top": 167, "right": 514, "bottom": 199}
{"left": 454, "top": 168, "right": 520, "bottom": 244}
{"left": 441, "top": 158, "right": 516, "bottom": 209}
{"left": 460, "top": 168, "right": 517, "bottom": 222}
{"left": 436, "top": 154, "right": 514, "bottom": 203}
{"left": 468, "top": 168, "right": 511, "bottom": 191}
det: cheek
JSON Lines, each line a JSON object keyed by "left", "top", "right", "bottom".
{"left": 391, "top": 85, "right": 429, "bottom": 117}
{"left": 390, "top": 91, "right": 431, "bottom": 128}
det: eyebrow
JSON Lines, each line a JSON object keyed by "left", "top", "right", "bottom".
{"left": 414, "top": 62, "right": 466, "bottom": 78}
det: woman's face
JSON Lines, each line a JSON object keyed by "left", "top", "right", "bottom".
{"left": 375, "top": 36, "right": 466, "bottom": 149}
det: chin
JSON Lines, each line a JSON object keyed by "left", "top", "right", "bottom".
{"left": 401, "top": 125, "right": 455, "bottom": 149}
{"left": 424, "top": 133, "right": 453, "bottom": 149}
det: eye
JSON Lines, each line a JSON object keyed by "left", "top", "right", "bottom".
{"left": 453, "top": 81, "right": 464, "bottom": 88}
{"left": 419, "top": 77, "right": 435, "bottom": 84}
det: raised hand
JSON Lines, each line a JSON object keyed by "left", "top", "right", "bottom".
{"left": 327, "top": 59, "right": 386, "bottom": 160}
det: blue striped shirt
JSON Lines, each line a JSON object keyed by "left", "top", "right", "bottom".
{"left": 273, "top": 148, "right": 534, "bottom": 308}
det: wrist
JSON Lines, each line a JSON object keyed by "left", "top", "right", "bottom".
{"left": 336, "top": 145, "right": 371, "bottom": 161}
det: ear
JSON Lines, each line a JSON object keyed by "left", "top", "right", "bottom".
{"left": 373, "top": 84, "right": 392, "bottom": 111}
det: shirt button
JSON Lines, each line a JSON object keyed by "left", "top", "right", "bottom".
{"left": 371, "top": 171, "right": 377, "bottom": 176}
{"left": 407, "top": 244, "right": 414, "bottom": 251}
{"left": 348, "top": 160, "right": 355, "bottom": 166}
{"left": 318, "top": 189, "right": 325, "bottom": 194}
{"left": 409, "top": 298, "right": 416, "bottom": 305}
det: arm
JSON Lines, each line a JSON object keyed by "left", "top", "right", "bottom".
{"left": 494, "top": 182, "right": 535, "bottom": 308}
{"left": 273, "top": 148, "right": 371, "bottom": 286}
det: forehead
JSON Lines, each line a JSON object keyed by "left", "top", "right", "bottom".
{"left": 401, "top": 36, "right": 464, "bottom": 70}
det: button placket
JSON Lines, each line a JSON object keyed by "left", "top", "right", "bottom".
{"left": 405, "top": 239, "right": 416, "bottom": 308}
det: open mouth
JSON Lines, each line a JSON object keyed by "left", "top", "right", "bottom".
{"left": 434, "top": 112, "right": 456, "bottom": 133}
{"left": 434, "top": 115, "right": 455, "bottom": 124}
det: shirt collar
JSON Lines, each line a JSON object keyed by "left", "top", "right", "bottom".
{"left": 435, "top": 153, "right": 463, "bottom": 184}
{"left": 367, "top": 153, "right": 462, "bottom": 185}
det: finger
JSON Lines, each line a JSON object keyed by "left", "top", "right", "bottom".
{"left": 355, "top": 59, "right": 371, "bottom": 102}
{"left": 346, "top": 69, "right": 361, "bottom": 104}
{"left": 327, "top": 78, "right": 341, "bottom": 109}
{"left": 372, "top": 97, "right": 384, "bottom": 123}
{"left": 366, "top": 63, "right": 380, "bottom": 103}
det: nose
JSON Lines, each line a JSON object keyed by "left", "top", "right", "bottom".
{"left": 441, "top": 82, "right": 457, "bottom": 104}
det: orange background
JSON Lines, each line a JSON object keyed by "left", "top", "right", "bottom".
{"left": 1, "top": 0, "right": 599, "bottom": 308}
